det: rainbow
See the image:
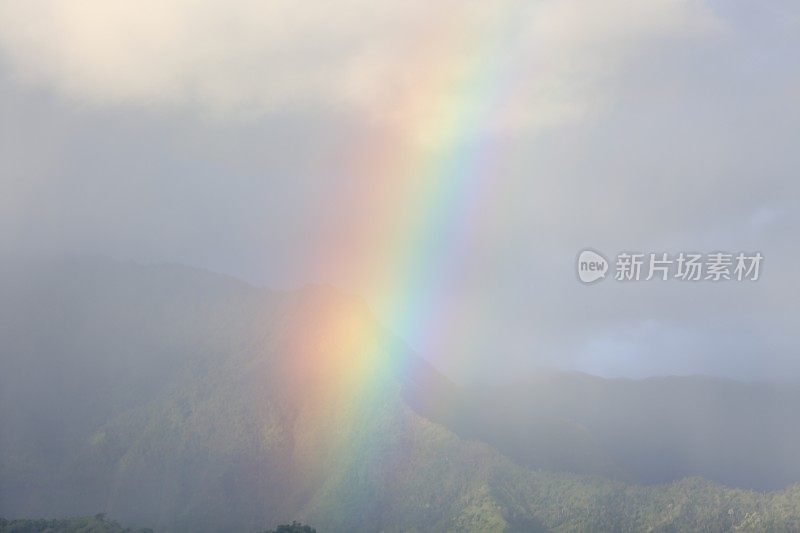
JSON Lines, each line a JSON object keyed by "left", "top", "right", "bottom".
{"left": 283, "top": 2, "right": 525, "bottom": 512}
{"left": 361, "top": 2, "right": 520, "bottom": 363}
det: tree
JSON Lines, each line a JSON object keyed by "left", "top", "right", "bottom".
{"left": 261, "top": 521, "right": 317, "bottom": 533}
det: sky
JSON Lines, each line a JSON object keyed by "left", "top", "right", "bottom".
{"left": 0, "top": 0, "right": 798, "bottom": 383}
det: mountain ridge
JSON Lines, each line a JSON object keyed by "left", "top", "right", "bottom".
{"left": 2, "top": 257, "right": 800, "bottom": 531}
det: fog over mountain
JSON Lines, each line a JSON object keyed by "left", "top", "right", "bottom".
{"left": 2, "top": 257, "right": 800, "bottom": 531}
{"left": 1, "top": 1, "right": 799, "bottom": 531}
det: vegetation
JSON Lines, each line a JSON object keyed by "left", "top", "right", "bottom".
{"left": 406, "top": 371, "right": 800, "bottom": 490}
{"left": 0, "top": 514, "right": 151, "bottom": 533}
{"left": 3, "top": 259, "right": 800, "bottom": 531}
{"left": 260, "top": 522, "right": 316, "bottom": 533}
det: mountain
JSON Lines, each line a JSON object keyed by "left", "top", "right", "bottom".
{"left": 2, "top": 257, "right": 800, "bottom": 531}
{"left": 0, "top": 257, "right": 539, "bottom": 531}
{"left": 409, "top": 370, "right": 800, "bottom": 490}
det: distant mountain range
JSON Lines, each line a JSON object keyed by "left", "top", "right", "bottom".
{"left": 407, "top": 366, "right": 800, "bottom": 490}
{"left": 2, "top": 257, "right": 799, "bottom": 531}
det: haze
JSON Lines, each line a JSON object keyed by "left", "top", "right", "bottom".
{"left": 0, "top": 0, "right": 798, "bottom": 383}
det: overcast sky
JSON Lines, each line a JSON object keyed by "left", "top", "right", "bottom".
{"left": 0, "top": 0, "right": 798, "bottom": 383}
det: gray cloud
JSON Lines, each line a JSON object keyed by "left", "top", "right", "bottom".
{"left": 0, "top": 0, "right": 798, "bottom": 383}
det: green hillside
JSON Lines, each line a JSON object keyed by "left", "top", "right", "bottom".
{"left": 407, "top": 370, "right": 800, "bottom": 491}
{"left": 2, "top": 259, "right": 800, "bottom": 531}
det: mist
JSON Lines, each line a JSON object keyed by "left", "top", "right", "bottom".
{"left": 1, "top": 1, "right": 800, "bottom": 531}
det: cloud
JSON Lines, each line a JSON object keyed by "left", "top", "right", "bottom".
{"left": 2, "top": 1, "right": 798, "bottom": 383}
{"left": 0, "top": 0, "right": 720, "bottom": 131}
